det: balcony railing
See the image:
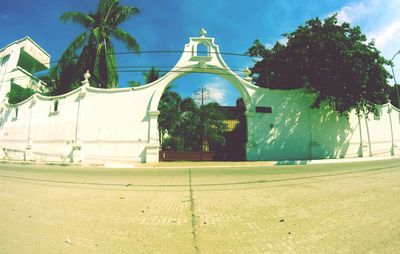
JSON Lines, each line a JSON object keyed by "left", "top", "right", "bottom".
{"left": 9, "top": 66, "right": 47, "bottom": 91}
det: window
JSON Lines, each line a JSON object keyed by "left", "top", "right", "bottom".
{"left": 197, "top": 43, "right": 208, "bottom": 56}
{"left": 49, "top": 99, "right": 60, "bottom": 116}
{"left": 53, "top": 100, "right": 59, "bottom": 112}
{"left": 256, "top": 106, "right": 272, "bottom": 113}
{"left": 12, "top": 107, "right": 18, "bottom": 120}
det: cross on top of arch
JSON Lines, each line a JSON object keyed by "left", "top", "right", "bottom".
{"left": 200, "top": 28, "right": 207, "bottom": 37}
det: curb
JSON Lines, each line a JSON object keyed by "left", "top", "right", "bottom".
{"left": 0, "top": 156, "right": 398, "bottom": 169}
{"left": 0, "top": 160, "right": 104, "bottom": 167}
{"left": 273, "top": 156, "right": 400, "bottom": 166}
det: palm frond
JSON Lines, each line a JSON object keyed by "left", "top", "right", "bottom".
{"left": 75, "top": 39, "right": 97, "bottom": 79}
{"left": 57, "top": 0, "right": 140, "bottom": 91}
{"left": 92, "top": 27, "right": 101, "bottom": 42}
{"left": 60, "top": 12, "right": 94, "bottom": 28}
{"left": 111, "top": 28, "right": 140, "bottom": 53}
{"left": 110, "top": 6, "right": 140, "bottom": 26}
{"left": 56, "top": 31, "right": 88, "bottom": 70}
{"left": 98, "top": 0, "right": 109, "bottom": 16}
{"left": 105, "top": 45, "right": 118, "bottom": 87}
{"left": 99, "top": 0, "right": 117, "bottom": 20}
{"left": 93, "top": 42, "right": 104, "bottom": 85}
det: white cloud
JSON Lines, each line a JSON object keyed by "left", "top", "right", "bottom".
{"left": 278, "top": 37, "right": 288, "bottom": 46}
{"left": 264, "top": 43, "right": 274, "bottom": 49}
{"left": 368, "top": 20, "right": 400, "bottom": 51}
{"left": 192, "top": 77, "right": 239, "bottom": 105}
{"left": 334, "top": 1, "right": 374, "bottom": 24}
{"left": 330, "top": 0, "right": 400, "bottom": 84}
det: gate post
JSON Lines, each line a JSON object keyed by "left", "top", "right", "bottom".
{"left": 0, "top": 100, "right": 6, "bottom": 159}
{"left": 25, "top": 94, "right": 37, "bottom": 161}
{"left": 71, "top": 71, "right": 89, "bottom": 163}
{"left": 387, "top": 102, "right": 396, "bottom": 155}
{"left": 245, "top": 111, "right": 255, "bottom": 160}
{"left": 146, "top": 110, "right": 160, "bottom": 162}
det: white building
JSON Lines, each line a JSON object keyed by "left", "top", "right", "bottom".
{"left": 0, "top": 32, "right": 399, "bottom": 163}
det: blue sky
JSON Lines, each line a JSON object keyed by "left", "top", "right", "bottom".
{"left": 1, "top": 0, "right": 400, "bottom": 105}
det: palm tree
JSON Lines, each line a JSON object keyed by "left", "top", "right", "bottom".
{"left": 56, "top": 0, "right": 140, "bottom": 88}
{"left": 144, "top": 66, "right": 160, "bottom": 84}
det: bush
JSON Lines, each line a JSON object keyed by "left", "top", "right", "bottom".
{"left": 7, "top": 83, "right": 35, "bottom": 104}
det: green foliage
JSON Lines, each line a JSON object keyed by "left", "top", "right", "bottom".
{"left": 248, "top": 15, "right": 391, "bottom": 114}
{"left": 201, "top": 102, "right": 227, "bottom": 149}
{"left": 158, "top": 88, "right": 183, "bottom": 145}
{"left": 125, "top": 66, "right": 160, "bottom": 88}
{"left": 7, "top": 83, "right": 35, "bottom": 104}
{"left": 158, "top": 89, "right": 227, "bottom": 151}
{"left": 388, "top": 84, "right": 400, "bottom": 109}
{"left": 128, "top": 81, "right": 141, "bottom": 87}
{"left": 55, "top": 0, "right": 141, "bottom": 90}
{"left": 173, "top": 97, "right": 201, "bottom": 151}
{"left": 43, "top": 61, "right": 81, "bottom": 96}
{"left": 144, "top": 67, "right": 160, "bottom": 84}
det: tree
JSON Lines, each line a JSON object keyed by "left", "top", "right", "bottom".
{"left": 7, "top": 83, "right": 34, "bottom": 104}
{"left": 128, "top": 81, "right": 141, "bottom": 87}
{"left": 201, "top": 102, "right": 227, "bottom": 150}
{"left": 248, "top": 15, "right": 391, "bottom": 115}
{"left": 127, "top": 65, "right": 162, "bottom": 88}
{"left": 144, "top": 66, "right": 160, "bottom": 84}
{"left": 158, "top": 87, "right": 182, "bottom": 138}
{"left": 158, "top": 88, "right": 227, "bottom": 151}
{"left": 44, "top": 59, "right": 81, "bottom": 95}
{"left": 173, "top": 97, "right": 201, "bottom": 151}
{"left": 56, "top": 0, "right": 140, "bottom": 89}
{"left": 388, "top": 84, "right": 400, "bottom": 109}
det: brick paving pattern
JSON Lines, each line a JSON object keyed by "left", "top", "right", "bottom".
{"left": 0, "top": 160, "right": 400, "bottom": 253}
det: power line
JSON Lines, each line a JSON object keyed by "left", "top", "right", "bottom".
{"left": 0, "top": 48, "right": 293, "bottom": 77}
{"left": 0, "top": 65, "right": 254, "bottom": 84}
{"left": 0, "top": 49, "right": 266, "bottom": 73}
{"left": 1, "top": 64, "right": 247, "bottom": 78}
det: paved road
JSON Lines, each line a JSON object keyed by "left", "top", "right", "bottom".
{"left": 0, "top": 159, "right": 400, "bottom": 253}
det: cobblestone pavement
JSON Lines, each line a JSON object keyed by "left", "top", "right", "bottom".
{"left": 0, "top": 159, "right": 400, "bottom": 253}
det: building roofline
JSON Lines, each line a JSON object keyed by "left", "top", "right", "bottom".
{"left": 0, "top": 36, "right": 51, "bottom": 57}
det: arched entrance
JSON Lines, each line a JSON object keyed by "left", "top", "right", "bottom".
{"left": 157, "top": 73, "right": 247, "bottom": 161}
{"left": 144, "top": 29, "right": 260, "bottom": 162}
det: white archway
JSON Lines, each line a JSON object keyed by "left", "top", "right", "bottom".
{"left": 143, "top": 29, "right": 260, "bottom": 162}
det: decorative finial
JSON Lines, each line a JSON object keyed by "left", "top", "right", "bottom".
{"left": 200, "top": 28, "right": 207, "bottom": 37}
{"left": 81, "top": 70, "right": 91, "bottom": 88}
{"left": 84, "top": 70, "right": 91, "bottom": 81}
{"left": 243, "top": 67, "right": 252, "bottom": 82}
{"left": 80, "top": 70, "right": 91, "bottom": 97}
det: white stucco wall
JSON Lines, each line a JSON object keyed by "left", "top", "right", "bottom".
{"left": 245, "top": 87, "right": 400, "bottom": 161}
{"left": 1, "top": 83, "right": 398, "bottom": 163}
{"left": 29, "top": 92, "right": 79, "bottom": 161}
{"left": 1, "top": 90, "right": 79, "bottom": 161}
{"left": 1, "top": 103, "right": 30, "bottom": 160}
{"left": 81, "top": 87, "right": 152, "bottom": 163}
{"left": 0, "top": 80, "right": 162, "bottom": 163}
{"left": 1, "top": 34, "right": 399, "bottom": 163}
{"left": 246, "top": 89, "right": 313, "bottom": 160}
